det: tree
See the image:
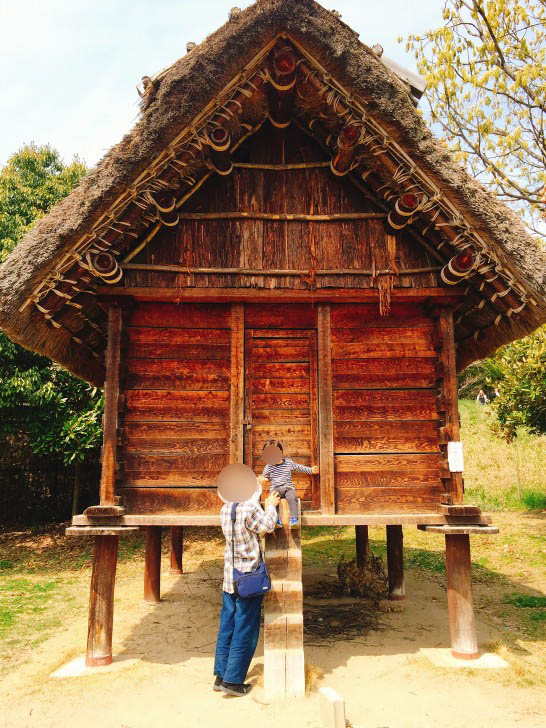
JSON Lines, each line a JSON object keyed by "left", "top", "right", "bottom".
{"left": 491, "top": 325, "right": 546, "bottom": 441}
{"left": 405, "top": 0, "right": 546, "bottom": 240}
{"left": 0, "top": 145, "right": 103, "bottom": 466}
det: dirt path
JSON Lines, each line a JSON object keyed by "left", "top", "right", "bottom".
{"left": 1, "top": 523, "right": 545, "bottom": 728}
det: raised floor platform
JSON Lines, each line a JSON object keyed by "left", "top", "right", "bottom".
{"left": 71, "top": 512, "right": 493, "bottom": 528}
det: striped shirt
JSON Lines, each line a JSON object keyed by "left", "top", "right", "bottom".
{"left": 261, "top": 457, "right": 313, "bottom": 490}
{"left": 220, "top": 500, "right": 277, "bottom": 593}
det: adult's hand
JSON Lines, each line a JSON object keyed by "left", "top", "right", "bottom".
{"left": 265, "top": 491, "right": 281, "bottom": 508}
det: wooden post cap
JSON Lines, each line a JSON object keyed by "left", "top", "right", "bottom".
{"left": 417, "top": 524, "right": 499, "bottom": 535}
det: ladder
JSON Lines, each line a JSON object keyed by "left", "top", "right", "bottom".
{"left": 264, "top": 498, "right": 305, "bottom": 699}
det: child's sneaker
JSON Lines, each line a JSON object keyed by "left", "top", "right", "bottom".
{"left": 289, "top": 517, "right": 299, "bottom": 529}
{"left": 275, "top": 516, "right": 283, "bottom": 528}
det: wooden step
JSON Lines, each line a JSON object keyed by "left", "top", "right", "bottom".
{"left": 264, "top": 498, "right": 305, "bottom": 699}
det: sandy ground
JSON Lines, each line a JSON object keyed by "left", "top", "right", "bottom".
{"left": 1, "top": 545, "right": 545, "bottom": 728}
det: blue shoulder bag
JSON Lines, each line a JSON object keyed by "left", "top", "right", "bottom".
{"left": 231, "top": 502, "right": 271, "bottom": 598}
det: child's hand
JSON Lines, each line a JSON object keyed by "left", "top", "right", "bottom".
{"left": 312, "top": 465, "right": 319, "bottom": 474}
{"left": 258, "top": 475, "right": 269, "bottom": 487}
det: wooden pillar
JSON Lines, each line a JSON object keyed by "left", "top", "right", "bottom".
{"left": 437, "top": 308, "right": 464, "bottom": 504}
{"left": 445, "top": 533, "right": 479, "bottom": 659}
{"left": 86, "top": 535, "right": 119, "bottom": 666}
{"left": 230, "top": 304, "right": 245, "bottom": 463}
{"left": 317, "top": 304, "right": 335, "bottom": 514}
{"left": 144, "top": 526, "right": 162, "bottom": 603}
{"left": 100, "top": 304, "right": 123, "bottom": 505}
{"left": 386, "top": 525, "right": 405, "bottom": 600}
{"left": 355, "top": 525, "right": 369, "bottom": 567}
{"left": 169, "top": 526, "right": 184, "bottom": 575}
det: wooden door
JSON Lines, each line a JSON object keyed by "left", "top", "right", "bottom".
{"left": 244, "top": 327, "right": 319, "bottom": 511}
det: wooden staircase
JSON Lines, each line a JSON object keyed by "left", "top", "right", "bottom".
{"left": 264, "top": 498, "right": 305, "bottom": 699}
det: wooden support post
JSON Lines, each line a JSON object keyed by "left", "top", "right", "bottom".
{"left": 169, "top": 526, "right": 183, "bottom": 575}
{"left": 355, "top": 525, "right": 369, "bottom": 567}
{"left": 386, "top": 525, "right": 405, "bottom": 600}
{"left": 438, "top": 309, "right": 464, "bottom": 504}
{"left": 445, "top": 533, "right": 479, "bottom": 659}
{"left": 99, "top": 304, "right": 123, "bottom": 505}
{"left": 144, "top": 526, "right": 162, "bottom": 603}
{"left": 317, "top": 304, "right": 335, "bottom": 514}
{"left": 86, "top": 535, "right": 119, "bottom": 666}
{"left": 264, "top": 500, "right": 305, "bottom": 699}
{"left": 230, "top": 304, "right": 245, "bottom": 464}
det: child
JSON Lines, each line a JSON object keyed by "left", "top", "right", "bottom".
{"left": 258, "top": 439, "right": 319, "bottom": 528}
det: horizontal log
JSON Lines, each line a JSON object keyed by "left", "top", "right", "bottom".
{"left": 123, "top": 422, "right": 228, "bottom": 440}
{"left": 330, "top": 303, "right": 433, "bottom": 328}
{"left": 124, "top": 453, "right": 228, "bottom": 472}
{"left": 332, "top": 371, "right": 435, "bottom": 389}
{"left": 127, "top": 303, "right": 231, "bottom": 328}
{"left": 118, "top": 487, "right": 221, "bottom": 513}
{"left": 252, "top": 362, "right": 309, "bottom": 378}
{"left": 335, "top": 470, "right": 441, "bottom": 488}
{"left": 123, "top": 264, "right": 441, "bottom": 276}
{"left": 124, "top": 438, "right": 229, "bottom": 455}
{"left": 334, "top": 405, "right": 440, "bottom": 420}
{"left": 232, "top": 161, "right": 330, "bottom": 170}
{"left": 127, "top": 327, "right": 231, "bottom": 345}
{"left": 252, "top": 423, "right": 311, "bottom": 438}
{"left": 176, "top": 211, "right": 387, "bottom": 221}
{"left": 332, "top": 357, "right": 436, "bottom": 375}
{"left": 124, "top": 359, "right": 230, "bottom": 390}
{"left": 335, "top": 486, "right": 444, "bottom": 514}
{"left": 250, "top": 329, "right": 311, "bottom": 339}
{"left": 121, "top": 472, "right": 220, "bottom": 487}
{"left": 252, "top": 393, "right": 310, "bottom": 409}
{"left": 334, "top": 453, "right": 442, "bottom": 473}
{"left": 126, "top": 343, "right": 231, "bottom": 360}
{"left": 98, "top": 287, "right": 463, "bottom": 304}
{"left": 332, "top": 327, "right": 433, "bottom": 345}
{"left": 124, "top": 407, "right": 230, "bottom": 423}
{"left": 252, "top": 377, "right": 310, "bottom": 394}
{"left": 331, "top": 345, "right": 436, "bottom": 360}
{"left": 252, "top": 409, "right": 311, "bottom": 424}
{"left": 334, "top": 420, "right": 439, "bottom": 453}
{"left": 245, "top": 304, "right": 317, "bottom": 329}
{"left": 333, "top": 390, "right": 437, "bottom": 406}
{"left": 252, "top": 344, "right": 310, "bottom": 363}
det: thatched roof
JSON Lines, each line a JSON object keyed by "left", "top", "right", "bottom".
{"left": 0, "top": 0, "right": 545, "bottom": 386}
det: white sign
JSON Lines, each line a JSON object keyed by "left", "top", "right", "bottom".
{"left": 448, "top": 441, "right": 464, "bottom": 472}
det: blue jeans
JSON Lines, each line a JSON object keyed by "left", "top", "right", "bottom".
{"left": 213, "top": 590, "right": 263, "bottom": 684}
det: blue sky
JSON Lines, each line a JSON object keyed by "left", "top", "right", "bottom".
{"left": 0, "top": 0, "right": 444, "bottom": 169}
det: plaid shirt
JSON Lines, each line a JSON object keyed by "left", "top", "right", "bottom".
{"left": 220, "top": 500, "right": 277, "bottom": 593}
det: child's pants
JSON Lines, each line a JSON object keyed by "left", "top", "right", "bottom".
{"left": 214, "top": 590, "right": 263, "bottom": 684}
{"left": 271, "top": 485, "right": 299, "bottom": 519}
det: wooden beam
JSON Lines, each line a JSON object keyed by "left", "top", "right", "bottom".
{"left": 355, "top": 525, "right": 369, "bottom": 567}
{"left": 386, "top": 525, "right": 405, "bottom": 600}
{"left": 72, "top": 513, "right": 493, "bottom": 527}
{"left": 99, "top": 304, "right": 123, "bottom": 505}
{"left": 86, "top": 535, "right": 119, "bottom": 666}
{"left": 170, "top": 526, "right": 184, "bottom": 575}
{"left": 438, "top": 309, "right": 464, "bottom": 504}
{"left": 230, "top": 304, "right": 245, "bottom": 463}
{"left": 445, "top": 533, "right": 479, "bottom": 659}
{"left": 317, "top": 304, "right": 335, "bottom": 515}
{"left": 123, "top": 264, "right": 442, "bottom": 276}
{"left": 175, "top": 211, "right": 386, "bottom": 221}
{"left": 144, "top": 526, "right": 162, "bottom": 603}
{"left": 97, "top": 287, "right": 463, "bottom": 304}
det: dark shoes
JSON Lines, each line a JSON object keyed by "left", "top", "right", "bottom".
{"left": 213, "top": 676, "right": 252, "bottom": 696}
{"left": 221, "top": 681, "right": 252, "bottom": 696}
{"left": 213, "top": 675, "right": 224, "bottom": 691}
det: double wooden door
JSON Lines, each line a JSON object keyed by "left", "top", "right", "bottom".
{"left": 243, "top": 325, "right": 320, "bottom": 511}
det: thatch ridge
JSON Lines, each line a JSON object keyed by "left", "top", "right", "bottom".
{"left": 0, "top": 0, "right": 545, "bottom": 384}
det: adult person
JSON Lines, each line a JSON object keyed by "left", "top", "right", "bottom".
{"left": 213, "top": 464, "right": 280, "bottom": 696}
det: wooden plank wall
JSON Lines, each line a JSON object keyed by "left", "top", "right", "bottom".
{"left": 118, "top": 303, "right": 231, "bottom": 513}
{"left": 245, "top": 304, "right": 319, "bottom": 511}
{"left": 331, "top": 303, "right": 444, "bottom": 513}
